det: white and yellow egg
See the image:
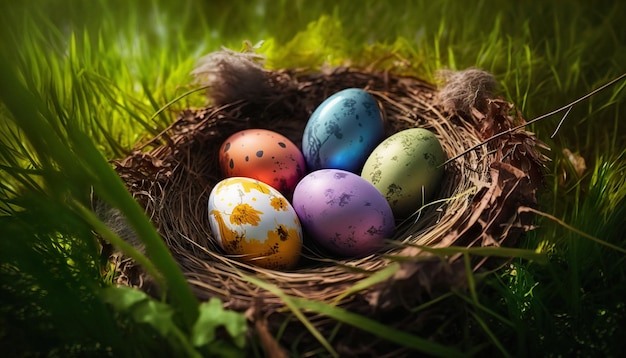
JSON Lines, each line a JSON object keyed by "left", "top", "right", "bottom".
{"left": 208, "top": 177, "right": 303, "bottom": 269}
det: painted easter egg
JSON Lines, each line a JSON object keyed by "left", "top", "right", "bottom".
{"left": 292, "top": 169, "right": 395, "bottom": 257}
{"left": 361, "top": 128, "right": 446, "bottom": 219}
{"left": 208, "top": 177, "right": 303, "bottom": 270}
{"left": 301, "top": 88, "right": 384, "bottom": 173}
{"left": 219, "top": 129, "right": 306, "bottom": 197}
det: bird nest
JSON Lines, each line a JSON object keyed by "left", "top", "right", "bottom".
{"left": 108, "top": 51, "right": 548, "bottom": 356}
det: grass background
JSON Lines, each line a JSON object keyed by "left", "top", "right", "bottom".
{"left": 1, "top": 0, "right": 625, "bottom": 356}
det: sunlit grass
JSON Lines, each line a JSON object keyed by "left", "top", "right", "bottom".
{"left": 1, "top": 0, "right": 625, "bottom": 356}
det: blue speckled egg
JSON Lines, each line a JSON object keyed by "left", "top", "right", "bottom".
{"left": 302, "top": 88, "right": 384, "bottom": 173}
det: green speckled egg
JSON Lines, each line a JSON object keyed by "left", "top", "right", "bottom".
{"left": 361, "top": 128, "right": 446, "bottom": 219}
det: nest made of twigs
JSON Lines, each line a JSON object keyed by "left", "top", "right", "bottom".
{"left": 110, "top": 52, "right": 548, "bottom": 355}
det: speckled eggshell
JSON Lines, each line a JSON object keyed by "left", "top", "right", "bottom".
{"left": 219, "top": 129, "right": 306, "bottom": 197}
{"left": 292, "top": 169, "right": 395, "bottom": 257}
{"left": 361, "top": 128, "right": 446, "bottom": 219}
{"left": 302, "top": 88, "right": 384, "bottom": 173}
{"left": 208, "top": 177, "right": 303, "bottom": 270}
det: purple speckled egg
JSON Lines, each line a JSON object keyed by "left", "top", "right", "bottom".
{"left": 292, "top": 169, "right": 395, "bottom": 257}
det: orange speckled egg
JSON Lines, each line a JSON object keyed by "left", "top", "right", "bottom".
{"left": 208, "top": 177, "right": 303, "bottom": 270}
{"left": 219, "top": 129, "right": 306, "bottom": 197}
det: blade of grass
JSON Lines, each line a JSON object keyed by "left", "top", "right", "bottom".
{"left": 469, "top": 310, "right": 512, "bottom": 358}
{"left": 464, "top": 251, "right": 479, "bottom": 304}
{"left": 241, "top": 274, "right": 338, "bottom": 358}
{"left": 71, "top": 199, "right": 163, "bottom": 287}
{"left": 520, "top": 206, "right": 626, "bottom": 255}
{"left": 70, "top": 125, "right": 200, "bottom": 325}
{"left": 290, "top": 296, "right": 465, "bottom": 358}
{"left": 410, "top": 291, "right": 455, "bottom": 313}
{"left": 149, "top": 85, "right": 210, "bottom": 123}
{"left": 331, "top": 262, "right": 399, "bottom": 304}
{"left": 244, "top": 273, "right": 465, "bottom": 357}
{"left": 0, "top": 55, "right": 199, "bottom": 328}
{"left": 398, "top": 245, "right": 549, "bottom": 265}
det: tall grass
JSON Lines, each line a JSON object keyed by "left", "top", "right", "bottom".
{"left": 1, "top": 0, "right": 625, "bottom": 356}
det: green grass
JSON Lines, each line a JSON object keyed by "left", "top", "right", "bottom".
{"left": 1, "top": 0, "right": 625, "bottom": 356}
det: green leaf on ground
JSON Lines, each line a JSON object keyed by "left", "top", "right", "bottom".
{"left": 101, "top": 286, "right": 174, "bottom": 337}
{"left": 192, "top": 297, "right": 247, "bottom": 349}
